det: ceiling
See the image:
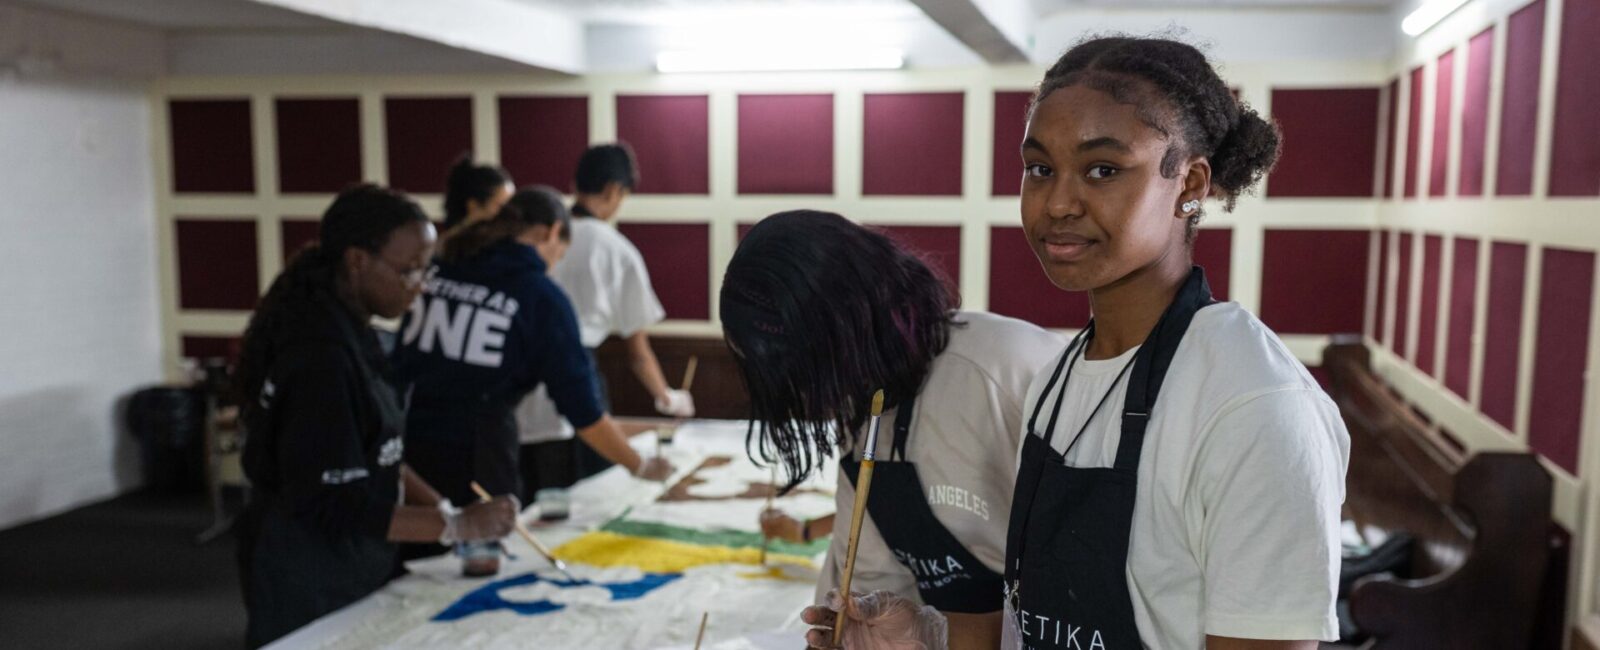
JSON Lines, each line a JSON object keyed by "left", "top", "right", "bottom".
{"left": 13, "top": 0, "right": 339, "bottom": 29}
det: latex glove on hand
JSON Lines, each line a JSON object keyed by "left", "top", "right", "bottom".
{"left": 438, "top": 495, "right": 518, "bottom": 544}
{"left": 760, "top": 509, "right": 806, "bottom": 543}
{"left": 654, "top": 389, "right": 695, "bottom": 418}
{"left": 632, "top": 456, "right": 675, "bottom": 482}
{"left": 802, "top": 590, "right": 948, "bottom": 650}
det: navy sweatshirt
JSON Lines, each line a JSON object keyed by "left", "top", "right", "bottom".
{"left": 393, "top": 240, "right": 604, "bottom": 445}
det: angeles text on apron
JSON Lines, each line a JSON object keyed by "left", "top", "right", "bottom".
{"left": 1003, "top": 267, "right": 1214, "bottom": 649}
{"left": 841, "top": 392, "right": 1007, "bottom": 613}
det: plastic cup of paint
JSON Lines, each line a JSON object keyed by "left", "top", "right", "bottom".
{"left": 536, "top": 487, "right": 570, "bottom": 521}
{"left": 459, "top": 541, "right": 501, "bottom": 577}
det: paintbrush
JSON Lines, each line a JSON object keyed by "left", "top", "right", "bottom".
{"left": 833, "top": 389, "right": 885, "bottom": 645}
{"left": 658, "top": 356, "right": 700, "bottom": 457}
{"left": 470, "top": 481, "right": 578, "bottom": 582}
{"left": 760, "top": 465, "right": 776, "bottom": 565}
{"left": 693, "top": 611, "right": 709, "bottom": 650}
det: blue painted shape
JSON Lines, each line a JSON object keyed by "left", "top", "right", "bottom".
{"left": 432, "top": 572, "right": 682, "bottom": 622}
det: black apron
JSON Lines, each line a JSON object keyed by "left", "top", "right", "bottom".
{"left": 1004, "top": 267, "right": 1213, "bottom": 649}
{"left": 840, "top": 394, "right": 1007, "bottom": 613}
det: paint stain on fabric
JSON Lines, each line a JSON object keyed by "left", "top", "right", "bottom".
{"left": 552, "top": 531, "right": 814, "bottom": 573}
{"left": 599, "top": 518, "right": 830, "bottom": 557}
{"left": 735, "top": 565, "right": 805, "bottom": 581}
{"left": 432, "top": 572, "right": 680, "bottom": 622}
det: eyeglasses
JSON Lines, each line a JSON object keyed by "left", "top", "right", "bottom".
{"left": 375, "top": 256, "right": 430, "bottom": 287}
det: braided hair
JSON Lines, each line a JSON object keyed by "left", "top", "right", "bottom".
{"left": 1034, "top": 36, "right": 1281, "bottom": 226}
{"left": 721, "top": 210, "right": 959, "bottom": 489}
{"left": 234, "top": 184, "right": 429, "bottom": 409}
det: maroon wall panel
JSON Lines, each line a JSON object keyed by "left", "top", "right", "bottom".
{"left": 498, "top": 96, "right": 589, "bottom": 190}
{"left": 1445, "top": 237, "right": 1480, "bottom": 397}
{"left": 1192, "top": 227, "right": 1233, "bottom": 301}
{"left": 181, "top": 336, "right": 242, "bottom": 362}
{"left": 1375, "top": 230, "right": 1391, "bottom": 342}
{"left": 863, "top": 93, "right": 964, "bottom": 196}
{"left": 993, "top": 91, "right": 1033, "bottom": 196}
{"left": 1406, "top": 67, "right": 1425, "bottom": 199}
{"left": 1459, "top": 29, "right": 1494, "bottom": 196}
{"left": 876, "top": 225, "right": 961, "bottom": 296}
{"left": 280, "top": 218, "right": 320, "bottom": 263}
{"left": 616, "top": 223, "right": 710, "bottom": 320}
{"left": 176, "top": 219, "right": 259, "bottom": 311}
{"left": 1529, "top": 248, "right": 1596, "bottom": 473}
{"left": 988, "top": 226, "right": 1090, "bottom": 328}
{"left": 1481, "top": 241, "right": 1528, "bottom": 429}
{"left": 276, "top": 98, "right": 361, "bottom": 194}
{"left": 1549, "top": 0, "right": 1600, "bottom": 196}
{"left": 1430, "top": 51, "right": 1456, "bottom": 198}
{"left": 384, "top": 97, "right": 472, "bottom": 194}
{"left": 1385, "top": 79, "right": 1401, "bottom": 198}
{"left": 1499, "top": 0, "right": 1546, "bottom": 196}
{"left": 169, "top": 99, "right": 254, "bottom": 194}
{"left": 1259, "top": 229, "right": 1370, "bottom": 334}
{"left": 1395, "top": 232, "right": 1415, "bottom": 355}
{"left": 616, "top": 95, "right": 710, "bottom": 195}
{"left": 1267, "top": 88, "right": 1381, "bottom": 197}
{"left": 1416, "top": 234, "right": 1443, "bottom": 373}
{"left": 737, "top": 94, "right": 833, "bottom": 195}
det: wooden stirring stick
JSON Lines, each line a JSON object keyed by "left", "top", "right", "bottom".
{"left": 470, "top": 481, "right": 577, "bottom": 582}
{"left": 693, "top": 612, "right": 709, "bottom": 650}
{"left": 833, "top": 389, "right": 885, "bottom": 645}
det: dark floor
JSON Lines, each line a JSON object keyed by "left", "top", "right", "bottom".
{"left": 0, "top": 490, "right": 245, "bottom": 649}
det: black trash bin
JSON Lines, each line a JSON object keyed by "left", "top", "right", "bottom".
{"left": 126, "top": 386, "right": 207, "bottom": 493}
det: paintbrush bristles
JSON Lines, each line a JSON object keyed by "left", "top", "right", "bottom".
{"left": 870, "top": 389, "right": 885, "bottom": 417}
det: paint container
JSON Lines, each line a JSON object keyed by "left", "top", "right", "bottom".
{"left": 536, "top": 487, "right": 570, "bottom": 521}
{"left": 459, "top": 541, "right": 501, "bottom": 577}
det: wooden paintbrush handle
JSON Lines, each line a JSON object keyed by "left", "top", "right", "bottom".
{"left": 833, "top": 458, "right": 875, "bottom": 645}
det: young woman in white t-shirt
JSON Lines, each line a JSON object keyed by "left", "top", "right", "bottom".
{"left": 724, "top": 210, "right": 1064, "bottom": 650}
{"left": 803, "top": 37, "right": 1349, "bottom": 650}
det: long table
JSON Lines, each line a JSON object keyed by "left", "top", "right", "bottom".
{"left": 267, "top": 420, "right": 835, "bottom": 649}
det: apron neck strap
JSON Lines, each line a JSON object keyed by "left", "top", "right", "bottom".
{"left": 888, "top": 393, "right": 917, "bottom": 461}
{"left": 1113, "top": 267, "right": 1214, "bottom": 471}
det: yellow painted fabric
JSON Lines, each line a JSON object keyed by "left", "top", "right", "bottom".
{"left": 552, "top": 531, "right": 812, "bottom": 573}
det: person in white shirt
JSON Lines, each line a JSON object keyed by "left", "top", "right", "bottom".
{"left": 803, "top": 37, "right": 1349, "bottom": 650}
{"left": 724, "top": 210, "right": 1064, "bottom": 650}
{"left": 515, "top": 144, "right": 694, "bottom": 495}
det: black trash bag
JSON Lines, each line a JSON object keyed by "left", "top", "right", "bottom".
{"left": 126, "top": 386, "right": 207, "bottom": 492}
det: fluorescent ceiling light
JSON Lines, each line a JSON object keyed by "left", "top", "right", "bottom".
{"left": 1402, "top": 0, "right": 1471, "bottom": 36}
{"left": 656, "top": 48, "right": 905, "bottom": 74}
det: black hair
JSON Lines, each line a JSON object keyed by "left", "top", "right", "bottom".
{"left": 574, "top": 143, "right": 639, "bottom": 195}
{"left": 720, "top": 210, "right": 959, "bottom": 489}
{"left": 1033, "top": 35, "right": 1281, "bottom": 225}
{"left": 440, "top": 185, "right": 571, "bottom": 263}
{"left": 234, "top": 184, "right": 429, "bottom": 408}
{"left": 442, "top": 153, "right": 511, "bottom": 231}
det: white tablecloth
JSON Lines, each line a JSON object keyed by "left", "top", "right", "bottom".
{"left": 267, "top": 420, "right": 834, "bottom": 650}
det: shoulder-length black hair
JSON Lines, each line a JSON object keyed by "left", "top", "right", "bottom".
{"left": 720, "top": 210, "right": 958, "bottom": 489}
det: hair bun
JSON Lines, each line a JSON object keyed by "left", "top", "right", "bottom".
{"left": 1208, "top": 107, "right": 1280, "bottom": 210}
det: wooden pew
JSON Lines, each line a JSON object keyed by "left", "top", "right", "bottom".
{"left": 1324, "top": 343, "right": 1558, "bottom": 650}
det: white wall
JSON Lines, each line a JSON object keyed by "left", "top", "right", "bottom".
{"left": 0, "top": 3, "right": 166, "bottom": 529}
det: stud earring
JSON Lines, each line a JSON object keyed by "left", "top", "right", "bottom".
{"left": 1182, "top": 200, "right": 1201, "bottom": 213}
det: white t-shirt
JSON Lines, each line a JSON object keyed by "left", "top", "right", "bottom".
{"left": 517, "top": 217, "right": 666, "bottom": 443}
{"left": 1003, "top": 302, "right": 1349, "bottom": 649}
{"left": 817, "top": 312, "right": 1066, "bottom": 606}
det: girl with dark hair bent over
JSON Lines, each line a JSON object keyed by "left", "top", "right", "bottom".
{"left": 803, "top": 36, "right": 1350, "bottom": 650}
{"left": 724, "top": 210, "right": 1065, "bottom": 650}
{"left": 235, "top": 185, "right": 517, "bottom": 648}
{"left": 394, "top": 186, "right": 674, "bottom": 573}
